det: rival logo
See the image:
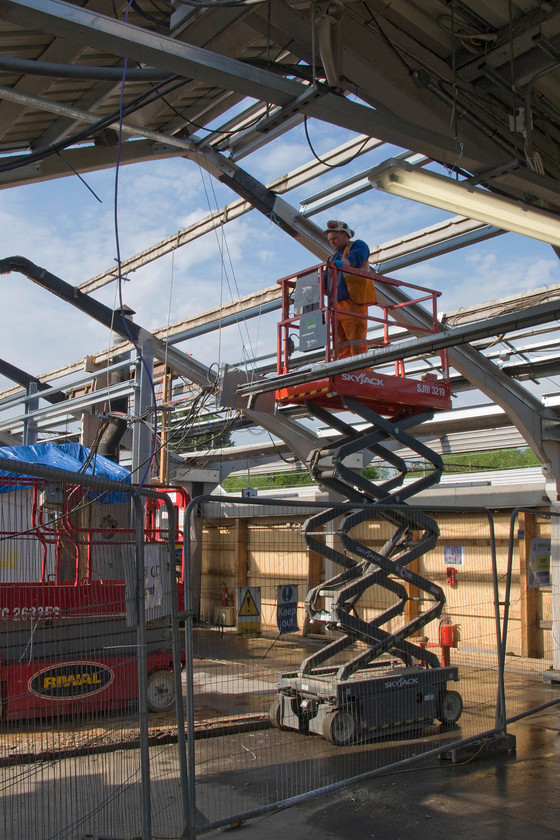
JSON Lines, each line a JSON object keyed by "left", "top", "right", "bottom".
{"left": 29, "top": 661, "right": 114, "bottom": 699}
{"left": 384, "top": 676, "right": 419, "bottom": 689}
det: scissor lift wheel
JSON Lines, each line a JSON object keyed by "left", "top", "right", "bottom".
{"left": 437, "top": 690, "right": 463, "bottom": 725}
{"left": 146, "top": 669, "right": 175, "bottom": 712}
{"left": 270, "top": 697, "right": 288, "bottom": 730}
{"left": 322, "top": 708, "right": 356, "bottom": 746}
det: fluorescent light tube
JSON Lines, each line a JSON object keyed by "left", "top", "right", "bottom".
{"left": 368, "top": 161, "right": 560, "bottom": 247}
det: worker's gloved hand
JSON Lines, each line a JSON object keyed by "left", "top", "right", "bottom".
{"left": 332, "top": 259, "right": 344, "bottom": 269}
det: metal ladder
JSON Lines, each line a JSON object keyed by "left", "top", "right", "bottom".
{"left": 299, "top": 396, "right": 446, "bottom": 680}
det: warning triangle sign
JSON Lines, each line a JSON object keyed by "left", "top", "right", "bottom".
{"left": 239, "top": 589, "right": 260, "bottom": 616}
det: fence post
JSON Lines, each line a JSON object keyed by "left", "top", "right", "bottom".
{"left": 183, "top": 498, "right": 198, "bottom": 836}
{"left": 163, "top": 494, "right": 195, "bottom": 840}
{"left": 132, "top": 342, "right": 154, "bottom": 484}
{"left": 133, "top": 494, "right": 152, "bottom": 840}
{"left": 488, "top": 508, "right": 507, "bottom": 733}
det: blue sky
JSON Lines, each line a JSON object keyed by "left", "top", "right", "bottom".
{"left": 1, "top": 117, "right": 560, "bottom": 393}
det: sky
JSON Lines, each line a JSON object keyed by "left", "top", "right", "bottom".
{"left": 1, "top": 116, "right": 560, "bottom": 403}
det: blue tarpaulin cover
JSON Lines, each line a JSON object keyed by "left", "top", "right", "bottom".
{"left": 0, "top": 442, "right": 131, "bottom": 500}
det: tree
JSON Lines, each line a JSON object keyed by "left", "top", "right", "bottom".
{"left": 221, "top": 465, "right": 382, "bottom": 493}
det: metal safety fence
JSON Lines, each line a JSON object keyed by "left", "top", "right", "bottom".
{"left": 0, "top": 457, "right": 191, "bottom": 840}
{"left": 1, "top": 466, "right": 560, "bottom": 839}
{"left": 186, "top": 495, "right": 560, "bottom": 835}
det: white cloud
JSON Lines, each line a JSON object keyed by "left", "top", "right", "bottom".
{"left": 2, "top": 130, "right": 559, "bottom": 417}
{"left": 249, "top": 139, "right": 313, "bottom": 182}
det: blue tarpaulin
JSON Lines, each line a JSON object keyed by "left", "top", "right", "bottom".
{"left": 0, "top": 442, "right": 131, "bottom": 500}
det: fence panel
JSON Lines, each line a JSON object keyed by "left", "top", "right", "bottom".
{"left": 499, "top": 508, "right": 560, "bottom": 725}
{"left": 188, "top": 497, "right": 516, "bottom": 833}
{"left": 0, "top": 460, "right": 188, "bottom": 840}
{"left": 3, "top": 471, "right": 559, "bottom": 839}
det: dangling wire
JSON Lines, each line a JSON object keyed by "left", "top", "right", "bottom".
{"left": 252, "top": 217, "right": 275, "bottom": 381}
{"left": 55, "top": 150, "right": 103, "bottom": 203}
{"left": 446, "top": 4, "right": 464, "bottom": 178}
{"left": 304, "top": 116, "right": 370, "bottom": 168}
{"left": 113, "top": 0, "right": 158, "bottom": 491}
{"left": 194, "top": 156, "right": 259, "bottom": 371}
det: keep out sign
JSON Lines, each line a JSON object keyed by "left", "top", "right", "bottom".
{"left": 277, "top": 584, "right": 298, "bottom": 634}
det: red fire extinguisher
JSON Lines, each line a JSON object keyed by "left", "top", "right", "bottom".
{"left": 221, "top": 583, "right": 229, "bottom": 607}
{"left": 440, "top": 618, "right": 456, "bottom": 648}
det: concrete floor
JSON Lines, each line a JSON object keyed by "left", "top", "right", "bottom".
{"left": 3, "top": 626, "right": 557, "bottom": 840}
{"left": 193, "top": 627, "right": 560, "bottom": 840}
{"left": 205, "top": 709, "right": 560, "bottom": 839}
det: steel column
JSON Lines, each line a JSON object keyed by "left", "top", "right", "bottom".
{"left": 22, "top": 380, "right": 38, "bottom": 445}
{"left": 132, "top": 344, "right": 155, "bottom": 484}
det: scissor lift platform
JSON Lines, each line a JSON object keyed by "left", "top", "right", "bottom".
{"left": 276, "top": 368, "right": 451, "bottom": 414}
{"left": 271, "top": 662, "right": 462, "bottom": 745}
{"left": 275, "top": 262, "right": 452, "bottom": 415}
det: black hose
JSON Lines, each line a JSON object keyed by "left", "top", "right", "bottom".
{"left": 0, "top": 54, "right": 173, "bottom": 81}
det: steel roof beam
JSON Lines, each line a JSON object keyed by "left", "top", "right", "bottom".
{"left": 0, "top": 139, "right": 184, "bottom": 190}
{"left": 0, "top": 255, "right": 319, "bottom": 462}
{"left": 2, "top": 0, "right": 560, "bottom": 207}
{"left": 0, "top": 358, "right": 65, "bottom": 404}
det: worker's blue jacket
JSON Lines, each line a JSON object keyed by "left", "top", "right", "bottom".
{"left": 331, "top": 239, "right": 370, "bottom": 301}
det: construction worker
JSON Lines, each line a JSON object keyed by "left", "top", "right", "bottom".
{"left": 325, "top": 220, "right": 376, "bottom": 359}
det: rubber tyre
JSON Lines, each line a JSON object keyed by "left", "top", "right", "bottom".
{"left": 322, "top": 709, "right": 356, "bottom": 746}
{"left": 270, "top": 697, "right": 286, "bottom": 730}
{"left": 146, "top": 669, "right": 175, "bottom": 713}
{"left": 438, "top": 690, "right": 463, "bottom": 725}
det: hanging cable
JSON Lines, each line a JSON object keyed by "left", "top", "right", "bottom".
{"left": 142, "top": 78, "right": 265, "bottom": 137}
{"left": 303, "top": 115, "right": 370, "bottom": 168}
{"left": 55, "top": 150, "right": 103, "bottom": 203}
{"left": 113, "top": 1, "right": 158, "bottom": 490}
{"left": 0, "top": 76, "right": 189, "bottom": 174}
{"left": 193, "top": 157, "right": 258, "bottom": 370}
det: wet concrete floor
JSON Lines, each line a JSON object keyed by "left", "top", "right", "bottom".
{"left": 203, "top": 710, "right": 560, "bottom": 839}
{"left": 3, "top": 625, "right": 560, "bottom": 840}
{"left": 194, "top": 628, "right": 560, "bottom": 840}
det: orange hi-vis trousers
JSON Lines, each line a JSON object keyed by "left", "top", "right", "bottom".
{"left": 335, "top": 298, "right": 368, "bottom": 358}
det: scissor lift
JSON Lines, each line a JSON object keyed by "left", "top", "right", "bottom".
{"left": 270, "top": 263, "right": 462, "bottom": 744}
{"left": 0, "top": 477, "right": 188, "bottom": 721}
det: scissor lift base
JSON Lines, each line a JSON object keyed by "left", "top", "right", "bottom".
{"left": 271, "top": 664, "right": 461, "bottom": 745}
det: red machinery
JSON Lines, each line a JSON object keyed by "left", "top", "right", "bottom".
{"left": 0, "top": 477, "right": 189, "bottom": 721}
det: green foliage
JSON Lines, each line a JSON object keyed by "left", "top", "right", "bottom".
{"left": 362, "top": 465, "right": 383, "bottom": 481}
{"left": 222, "top": 470, "right": 314, "bottom": 492}
{"left": 408, "top": 447, "right": 539, "bottom": 476}
{"left": 220, "top": 450, "right": 538, "bottom": 492}
{"left": 221, "top": 464, "right": 381, "bottom": 493}
{"left": 443, "top": 447, "right": 539, "bottom": 471}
